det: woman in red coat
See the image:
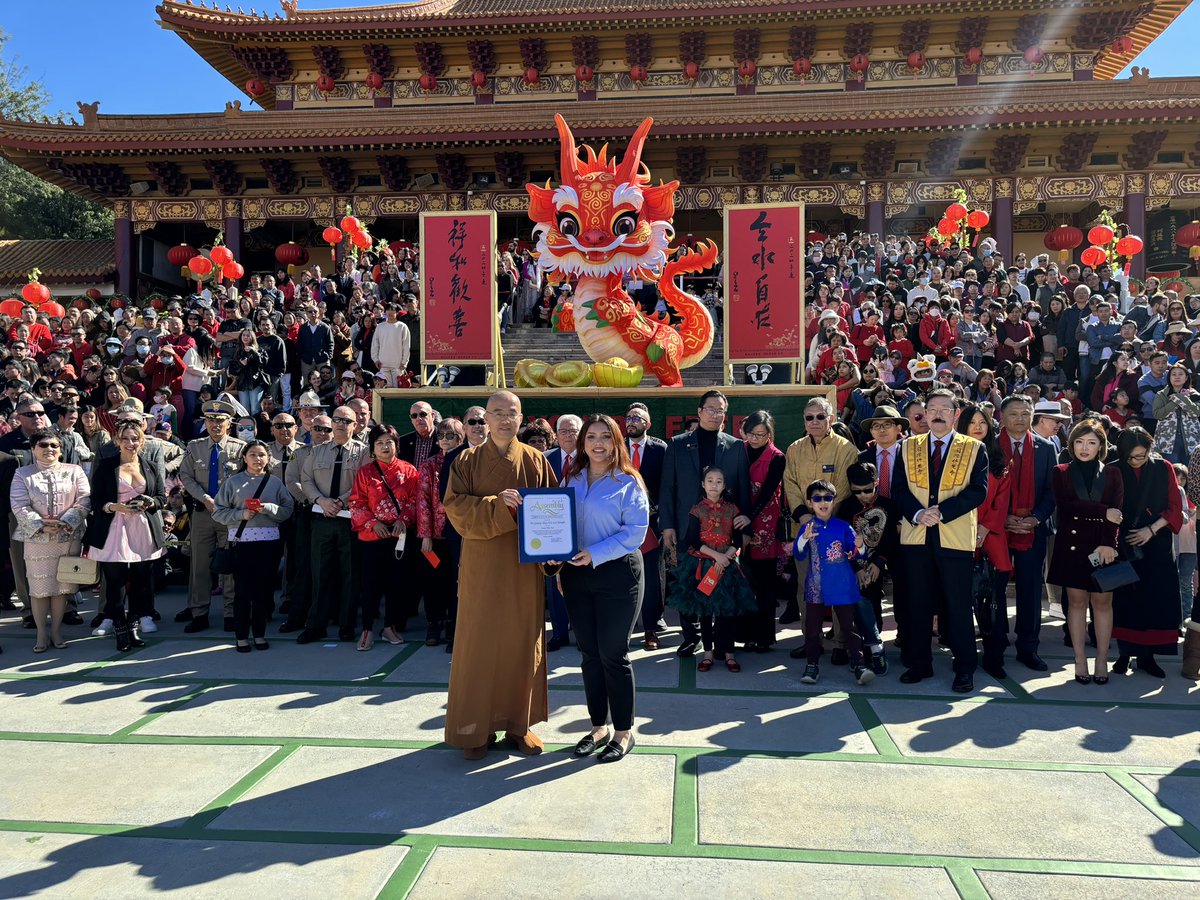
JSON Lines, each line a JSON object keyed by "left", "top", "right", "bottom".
{"left": 417, "top": 418, "right": 464, "bottom": 649}
{"left": 1047, "top": 420, "right": 1124, "bottom": 684}
{"left": 959, "top": 404, "right": 1013, "bottom": 575}
{"left": 349, "top": 423, "right": 419, "bottom": 651}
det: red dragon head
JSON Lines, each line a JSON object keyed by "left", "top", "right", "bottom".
{"left": 526, "top": 115, "right": 678, "bottom": 282}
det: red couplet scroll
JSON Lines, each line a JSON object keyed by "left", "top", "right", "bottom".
{"left": 419, "top": 210, "right": 498, "bottom": 366}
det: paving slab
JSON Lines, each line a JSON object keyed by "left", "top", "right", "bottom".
{"left": 1134, "top": 771, "right": 1200, "bottom": 833}
{"left": 871, "top": 698, "right": 1200, "bottom": 767}
{"left": 698, "top": 757, "right": 1200, "bottom": 864}
{"left": 0, "top": 830, "right": 407, "bottom": 898}
{"left": 0, "top": 741, "right": 278, "bottom": 827}
{"left": 0, "top": 634, "right": 125, "bottom": 677}
{"left": 977, "top": 870, "right": 1200, "bottom": 899}
{"left": 409, "top": 847, "right": 959, "bottom": 900}
{"left": 210, "top": 745, "right": 675, "bottom": 843}
{"left": 97, "top": 639, "right": 399, "bottom": 683}
{"left": 0, "top": 679, "right": 197, "bottom": 736}
{"left": 1005, "top": 662, "right": 1200, "bottom": 702}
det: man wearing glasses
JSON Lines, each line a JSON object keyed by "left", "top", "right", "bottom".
{"left": 398, "top": 400, "right": 438, "bottom": 468}
{"left": 0, "top": 399, "right": 82, "bottom": 626}
{"left": 266, "top": 413, "right": 305, "bottom": 625}
{"left": 6, "top": 341, "right": 38, "bottom": 384}
{"left": 280, "top": 413, "right": 332, "bottom": 633}
{"left": 659, "top": 390, "right": 751, "bottom": 656}
{"left": 177, "top": 399, "right": 247, "bottom": 633}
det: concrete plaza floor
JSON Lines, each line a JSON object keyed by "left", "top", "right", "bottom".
{"left": 0, "top": 585, "right": 1198, "bottom": 898}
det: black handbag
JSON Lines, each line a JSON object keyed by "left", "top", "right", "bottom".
{"left": 1091, "top": 559, "right": 1140, "bottom": 593}
{"left": 210, "top": 475, "right": 269, "bottom": 576}
{"left": 972, "top": 557, "right": 998, "bottom": 636}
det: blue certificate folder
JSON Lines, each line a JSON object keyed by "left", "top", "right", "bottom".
{"left": 517, "top": 487, "right": 579, "bottom": 564}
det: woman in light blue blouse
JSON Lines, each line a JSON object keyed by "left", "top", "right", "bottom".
{"left": 556, "top": 414, "right": 650, "bottom": 763}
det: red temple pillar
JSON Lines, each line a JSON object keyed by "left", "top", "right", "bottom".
{"left": 992, "top": 179, "right": 1013, "bottom": 265}
{"left": 223, "top": 214, "right": 243, "bottom": 262}
{"left": 866, "top": 183, "right": 885, "bottom": 240}
{"left": 1124, "top": 178, "right": 1147, "bottom": 280}
{"left": 115, "top": 216, "right": 136, "bottom": 298}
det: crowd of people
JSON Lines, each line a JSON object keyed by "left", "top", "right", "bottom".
{"left": 1, "top": 228, "right": 1199, "bottom": 762}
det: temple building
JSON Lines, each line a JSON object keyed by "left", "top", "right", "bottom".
{"left": 1, "top": 0, "right": 1198, "bottom": 297}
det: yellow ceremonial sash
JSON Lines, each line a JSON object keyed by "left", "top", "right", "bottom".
{"left": 900, "top": 433, "right": 981, "bottom": 552}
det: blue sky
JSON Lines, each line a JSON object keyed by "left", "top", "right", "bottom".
{"left": 2, "top": 0, "right": 1197, "bottom": 116}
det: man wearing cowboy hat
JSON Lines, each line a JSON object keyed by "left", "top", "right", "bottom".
{"left": 292, "top": 390, "right": 324, "bottom": 446}
{"left": 177, "top": 399, "right": 246, "bottom": 633}
{"left": 1031, "top": 399, "right": 1071, "bottom": 454}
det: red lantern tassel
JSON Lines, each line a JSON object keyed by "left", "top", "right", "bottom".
{"left": 1124, "top": 262, "right": 1131, "bottom": 276}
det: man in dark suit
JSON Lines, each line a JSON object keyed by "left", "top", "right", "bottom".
{"left": 856, "top": 405, "right": 910, "bottom": 648}
{"left": 891, "top": 389, "right": 989, "bottom": 692}
{"left": 625, "top": 402, "right": 668, "bottom": 648}
{"left": 660, "top": 390, "right": 751, "bottom": 656}
{"left": 543, "top": 414, "right": 582, "bottom": 650}
{"left": 989, "top": 394, "right": 1058, "bottom": 678}
{"left": 397, "top": 400, "right": 438, "bottom": 468}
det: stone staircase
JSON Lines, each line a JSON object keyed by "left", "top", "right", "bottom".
{"left": 499, "top": 324, "right": 731, "bottom": 387}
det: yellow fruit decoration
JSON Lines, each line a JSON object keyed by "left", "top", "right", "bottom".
{"left": 546, "top": 360, "right": 594, "bottom": 388}
{"left": 593, "top": 356, "right": 645, "bottom": 388}
{"left": 514, "top": 359, "right": 551, "bottom": 388}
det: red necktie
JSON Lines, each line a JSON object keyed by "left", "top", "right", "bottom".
{"left": 878, "top": 447, "right": 891, "bottom": 498}
{"left": 931, "top": 439, "right": 944, "bottom": 475}
{"left": 631, "top": 442, "right": 642, "bottom": 469}
{"left": 564, "top": 453, "right": 572, "bottom": 472}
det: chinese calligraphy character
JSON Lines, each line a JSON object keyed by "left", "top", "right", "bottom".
{"left": 750, "top": 211, "right": 774, "bottom": 331}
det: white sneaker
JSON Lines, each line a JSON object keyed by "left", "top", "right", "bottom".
{"left": 139, "top": 616, "right": 157, "bottom": 634}
{"left": 91, "top": 618, "right": 114, "bottom": 636}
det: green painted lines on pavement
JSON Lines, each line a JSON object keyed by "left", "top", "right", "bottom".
{"left": 376, "top": 836, "right": 436, "bottom": 900}
{"left": 180, "top": 743, "right": 300, "bottom": 833}
{"left": 111, "top": 684, "right": 212, "bottom": 738}
{"left": 847, "top": 693, "right": 903, "bottom": 759}
{"left": 673, "top": 752, "right": 700, "bottom": 849}
{"left": 366, "top": 642, "right": 423, "bottom": 681}
{"left": 945, "top": 863, "right": 991, "bottom": 900}
{"left": 1107, "top": 770, "right": 1200, "bottom": 857}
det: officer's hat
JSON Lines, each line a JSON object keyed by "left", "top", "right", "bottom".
{"left": 202, "top": 399, "right": 237, "bottom": 419}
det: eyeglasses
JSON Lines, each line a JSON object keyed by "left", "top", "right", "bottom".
{"left": 271, "top": 422, "right": 296, "bottom": 429}
{"left": 699, "top": 406, "right": 726, "bottom": 416}
{"left": 909, "top": 413, "right": 926, "bottom": 421}
{"left": 19, "top": 411, "right": 47, "bottom": 418}
{"left": 466, "top": 418, "right": 485, "bottom": 426}
{"left": 410, "top": 411, "right": 430, "bottom": 419}
{"left": 625, "top": 414, "right": 646, "bottom": 423}
{"left": 804, "top": 413, "right": 827, "bottom": 422}
{"left": 810, "top": 494, "right": 836, "bottom": 504}
{"left": 437, "top": 431, "right": 460, "bottom": 440}
{"left": 331, "top": 416, "right": 354, "bottom": 425}
{"left": 745, "top": 430, "right": 771, "bottom": 440}
{"left": 850, "top": 486, "right": 877, "bottom": 494}
{"left": 312, "top": 425, "right": 333, "bottom": 434}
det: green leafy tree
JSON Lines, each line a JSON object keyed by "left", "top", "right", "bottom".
{"left": 0, "top": 29, "right": 113, "bottom": 240}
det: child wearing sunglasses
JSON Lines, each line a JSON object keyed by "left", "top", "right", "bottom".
{"left": 794, "top": 479, "right": 872, "bottom": 686}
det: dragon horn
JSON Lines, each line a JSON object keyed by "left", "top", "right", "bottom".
{"left": 554, "top": 114, "right": 580, "bottom": 183}
{"left": 615, "top": 117, "right": 654, "bottom": 185}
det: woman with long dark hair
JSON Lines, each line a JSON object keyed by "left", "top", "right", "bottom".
{"left": 1113, "top": 426, "right": 1182, "bottom": 678}
{"left": 739, "top": 411, "right": 786, "bottom": 652}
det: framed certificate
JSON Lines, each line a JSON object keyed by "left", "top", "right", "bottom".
{"left": 517, "top": 487, "right": 579, "bottom": 564}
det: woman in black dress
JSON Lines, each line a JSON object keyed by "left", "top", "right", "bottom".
{"left": 739, "top": 411, "right": 786, "bottom": 652}
{"left": 1047, "top": 420, "right": 1124, "bottom": 684}
{"left": 1113, "top": 426, "right": 1183, "bottom": 679}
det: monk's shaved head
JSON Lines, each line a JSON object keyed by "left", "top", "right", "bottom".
{"left": 487, "top": 390, "right": 521, "bottom": 413}
{"left": 484, "top": 391, "right": 522, "bottom": 447}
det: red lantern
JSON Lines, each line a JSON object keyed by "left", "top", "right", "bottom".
{"left": 149, "top": 295, "right": 166, "bottom": 311}
{"left": 937, "top": 217, "right": 958, "bottom": 237}
{"left": 523, "top": 67, "right": 540, "bottom": 85}
{"left": 470, "top": 70, "right": 488, "bottom": 89}
{"left": 72, "top": 297, "right": 92, "bottom": 311}
{"left": 1175, "top": 221, "right": 1200, "bottom": 249}
{"left": 1023, "top": 46, "right": 1044, "bottom": 66}
{"left": 1115, "top": 235, "right": 1144, "bottom": 257}
{"left": 738, "top": 59, "right": 757, "bottom": 80}
{"left": 187, "top": 255, "right": 213, "bottom": 278}
{"left": 0, "top": 298, "right": 24, "bottom": 318}
{"left": 1080, "top": 246, "right": 1108, "bottom": 268}
{"left": 792, "top": 57, "right": 812, "bottom": 78}
{"left": 340, "top": 214, "right": 360, "bottom": 233}
{"left": 418, "top": 73, "right": 438, "bottom": 93}
{"left": 366, "top": 72, "right": 384, "bottom": 92}
{"left": 351, "top": 231, "right": 372, "bottom": 250}
{"left": 683, "top": 61, "right": 700, "bottom": 81}
{"left": 805, "top": 231, "right": 827, "bottom": 245}
{"left": 38, "top": 301, "right": 65, "bottom": 319}
{"left": 317, "top": 75, "right": 336, "bottom": 94}
{"left": 108, "top": 296, "right": 126, "bottom": 311}
{"left": 575, "top": 65, "right": 594, "bottom": 83}
{"left": 21, "top": 281, "right": 50, "bottom": 305}
{"left": 630, "top": 64, "right": 648, "bottom": 84}
{"left": 222, "top": 262, "right": 245, "bottom": 281}
{"left": 907, "top": 51, "right": 926, "bottom": 71}
{"left": 166, "top": 244, "right": 195, "bottom": 268}
{"left": 274, "top": 243, "right": 306, "bottom": 267}
{"left": 1043, "top": 225, "right": 1083, "bottom": 252}
{"left": 850, "top": 54, "right": 870, "bottom": 74}
{"left": 85, "top": 288, "right": 102, "bottom": 302}
{"left": 946, "top": 203, "right": 969, "bottom": 221}
{"left": 1088, "top": 224, "right": 1115, "bottom": 245}
{"left": 966, "top": 210, "right": 990, "bottom": 229}
{"left": 245, "top": 79, "right": 266, "bottom": 97}
{"left": 1111, "top": 35, "right": 1134, "bottom": 55}
{"left": 964, "top": 47, "right": 983, "bottom": 66}
{"left": 209, "top": 245, "right": 234, "bottom": 267}
{"left": 322, "top": 226, "right": 344, "bottom": 246}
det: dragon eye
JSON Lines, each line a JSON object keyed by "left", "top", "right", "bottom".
{"left": 557, "top": 214, "right": 580, "bottom": 237}
{"left": 613, "top": 212, "right": 638, "bottom": 237}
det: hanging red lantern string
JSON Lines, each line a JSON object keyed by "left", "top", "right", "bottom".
{"left": 323, "top": 226, "right": 344, "bottom": 247}
{"left": 21, "top": 270, "right": 50, "bottom": 306}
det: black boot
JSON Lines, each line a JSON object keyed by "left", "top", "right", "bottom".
{"left": 114, "top": 621, "right": 132, "bottom": 652}
{"left": 425, "top": 620, "right": 442, "bottom": 647}
{"left": 129, "top": 620, "right": 146, "bottom": 649}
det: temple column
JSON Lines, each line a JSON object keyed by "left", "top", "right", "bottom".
{"left": 993, "top": 178, "right": 1014, "bottom": 265}
{"left": 223, "top": 214, "right": 243, "bottom": 261}
{"left": 866, "top": 184, "right": 885, "bottom": 240}
{"left": 1125, "top": 175, "right": 1147, "bottom": 280}
{"left": 115, "top": 216, "right": 137, "bottom": 298}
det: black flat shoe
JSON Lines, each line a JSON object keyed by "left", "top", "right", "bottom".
{"left": 597, "top": 734, "right": 635, "bottom": 763}
{"left": 1113, "top": 655, "right": 1130, "bottom": 675}
{"left": 253, "top": 640, "right": 270, "bottom": 651}
{"left": 899, "top": 668, "right": 934, "bottom": 684}
{"left": 235, "top": 643, "right": 252, "bottom": 653}
{"left": 1016, "top": 651, "right": 1049, "bottom": 672}
{"left": 676, "top": 640, "right": 698, "bottom": 658}
{"left": 572, "top": 730, "right": 612, "bottom": 757}
{"left": 951, "top": 672, "right": 975, "bottom": 693}
{"left": 1137, "top": 656, "right": 1166, "bottom": 679}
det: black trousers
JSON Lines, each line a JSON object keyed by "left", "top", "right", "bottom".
{"left": 744, "top": 557, "right": 779, "bottom": 647}
{"left": 282, "top": 509, "right": 313, "bottom": 628}
{"left": 904, "top": 543, "right": 977, "bottom": 675}
{"left": 561, "top": 552, "right": 643, "bottom": 732}
{"left": 234, "top": 540, "right": 282, "bottom": 641}
{"left": 424, "top": 538, "right": 457, "bottom": 632}
{"left": 305, "top": 517, "right": 359, "bottom": 633}
{"left": 889, "top": 551, "right": 912, "bottom": 645}
{"left": 101, "top": 560, "right": 155, "bottom": 625}
{"left": 639, "top": 546, "right": 664, "bottom": 635}
{"left": 360, "top": 538, "right": 405, "bottom": 631}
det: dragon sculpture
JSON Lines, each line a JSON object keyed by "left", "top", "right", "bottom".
{"left": 526, "top": 115, "right": 717, "bottom": 387}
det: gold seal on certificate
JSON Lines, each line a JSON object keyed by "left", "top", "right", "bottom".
{"left": 517, "top": 487, "right": 579, "bottom": 563}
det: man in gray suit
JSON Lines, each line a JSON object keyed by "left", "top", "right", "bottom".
{"left": 659, "top": 390, "right": 751, "bottom": 656}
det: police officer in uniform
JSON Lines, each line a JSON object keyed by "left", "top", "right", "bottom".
{"left": 176, "top": 399, "right": 246, "bottom": 632}
{"left": 267, "top": 412, "right": 303, "bottom": 620}
{"left": 279, "top": 413, "right": 333, "bottom": 632}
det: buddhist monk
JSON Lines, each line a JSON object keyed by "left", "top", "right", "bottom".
{"left": 443, "top": 390, "right": 556, "bottom": 760}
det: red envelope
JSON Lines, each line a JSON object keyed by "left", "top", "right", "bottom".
{"left": 697, "top": 565, "right": 722, "bottom": 596}
{"left": 639, "top": 528, "right": 659, "bottom": 554}
{"left": 422, "top": 549, "right": 441, "bottom": 568}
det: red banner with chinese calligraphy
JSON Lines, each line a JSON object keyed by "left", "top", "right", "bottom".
{"left": 419, "top": 211, "right": 497, "bottom": 366}
{"left": 723, "top": 203, "right": 805, "bottom": 366}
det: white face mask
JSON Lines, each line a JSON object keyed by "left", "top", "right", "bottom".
{"left": 928, "top": 308, "right": 941, "bottom": 318}
{"left": 236, "top": 427, "right": 256, "bottom": 441}
{"left": 1027, "top": 310, "right": 1041, "bottom": 322}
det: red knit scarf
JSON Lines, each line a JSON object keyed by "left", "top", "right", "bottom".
{"left": 1000, "top": 430, "right": 1035, "bottom": 551}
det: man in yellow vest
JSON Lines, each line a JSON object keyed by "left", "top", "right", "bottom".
{"left": 891, "top": 389, "right": 988, "bottom": 692}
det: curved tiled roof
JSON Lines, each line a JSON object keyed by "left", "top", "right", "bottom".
{"left": 0, "top": 240, "right": 115, "bottom": 287}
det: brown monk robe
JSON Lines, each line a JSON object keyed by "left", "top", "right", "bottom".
{"left": 443, "top": 390, "right": 556, "bottom": 760}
